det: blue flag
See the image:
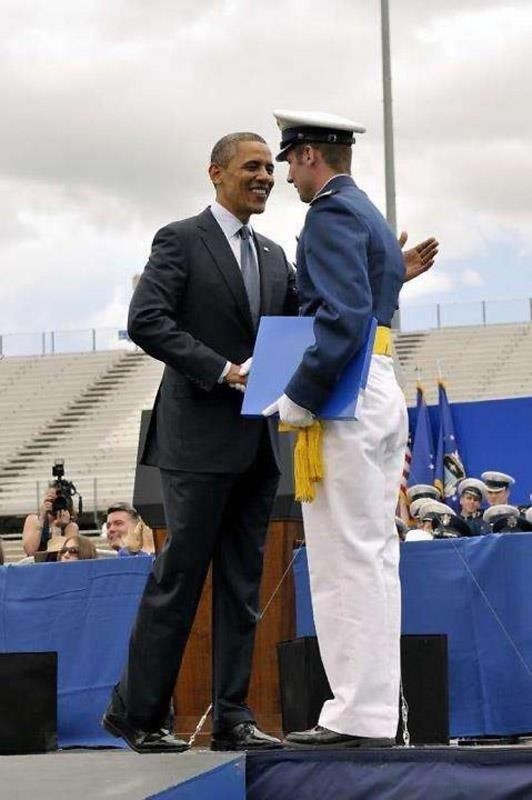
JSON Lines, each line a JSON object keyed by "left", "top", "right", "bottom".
{"left": 434, "top": 380, "right": 465, "bottom": 501}
{"left": 408, "top": 385, "right": 436, "bottom": 488}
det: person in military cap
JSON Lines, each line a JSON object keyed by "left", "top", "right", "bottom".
{"left": 483, "top": 504, "right": 532, "bottom": 533}
{"left": 457, "top": 478, "right": 490, "bottom": 536}
{"left": 265, "top": 109, "right": 438, "bottom": 749}
{"left": 404, "top": 508, "right": 435, "bottom": 541}
{"left": 406, "top": 484, "right": 441, "bottom": 521}
{"left": 416, "top": 499, "right": 470, "bottom": 538}
{"left": 481, "top": 471, "right": 515, "bottom": 506}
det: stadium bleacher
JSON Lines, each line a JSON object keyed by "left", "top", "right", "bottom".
{"left": 0, "top": 321, "right": 531, "bottom": 530}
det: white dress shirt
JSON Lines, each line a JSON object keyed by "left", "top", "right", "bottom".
{"left": 209, "top": 201, "right": 258, "bottom": 381}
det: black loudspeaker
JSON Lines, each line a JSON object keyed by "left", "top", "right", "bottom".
{"left": 277, "top": 635, "right": 449, "bottom": 744}
{"left": 0, "top": 652, "right": 58, "bottom": 753}
{"left": 397, "top": 634, "right": 449, "bottom": 745}
{"left": 133, "top": 409, "right": 302, "bottom": 527}
{"left": 277, "top": 636, "right": 332, "bottom": 734}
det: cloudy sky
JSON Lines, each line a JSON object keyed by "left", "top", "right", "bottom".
{"left": 2, "top": 0, "right": 532, "bottom": 346}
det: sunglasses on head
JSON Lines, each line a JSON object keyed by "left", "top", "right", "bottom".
{"left": 60, "top": 546, "right": 79, "bottom": 556}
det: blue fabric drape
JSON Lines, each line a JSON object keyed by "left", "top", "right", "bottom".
{"left": 294, "top": 534, "right": 532, "bottom": 737}
{"left": 0, "top": 557, "right": 152, "bottom": 747}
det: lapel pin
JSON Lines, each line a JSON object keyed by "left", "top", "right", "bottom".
{"left": 263, "top": 246, "right": 270, "bottom": 252}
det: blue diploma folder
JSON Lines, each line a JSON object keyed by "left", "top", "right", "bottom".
{"left": 241, "top": 316, "right": 377, "bottom": 419}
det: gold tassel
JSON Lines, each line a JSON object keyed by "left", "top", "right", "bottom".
{"left": 279, "top": 421, "right": 324, "bottom": 503}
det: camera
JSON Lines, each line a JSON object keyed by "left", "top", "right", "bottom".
{"left": 51, "top": 460, "right": 82, "bottom": 516}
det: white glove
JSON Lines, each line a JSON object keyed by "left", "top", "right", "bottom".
{"left": 262, "top": 393, "right": 314, "bottom": 427}
{"left": 230, "top": 357, "right": 253, "bottom": 392}
{"left": 239, "top": 357, "right": 252, "bottom": 377}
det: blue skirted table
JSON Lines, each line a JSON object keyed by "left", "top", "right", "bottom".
{"left": 293, "top": 533, "right": 532, "bottom": 738}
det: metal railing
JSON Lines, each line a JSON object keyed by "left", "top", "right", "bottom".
{"left": 0, "top": 299, "right": 531, "bottom": 357}
{"left": 0, "top": 327, "right": 134, "bottom": 358}
{"left": 400, "top": 297, "right": 532, "bottom": 332}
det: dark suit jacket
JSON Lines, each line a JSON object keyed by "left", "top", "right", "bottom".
{"left": 128, "top": 207, "right": 298, "bottom": 473}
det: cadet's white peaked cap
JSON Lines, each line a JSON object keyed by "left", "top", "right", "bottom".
{"left": 406, "top": 484, "right": 441, "bottom": 502}
{"left": 417, "top": 500, "right": 457, "bottom": 519}
{"left": 483, "top": 504, "right": 520, "bottom": 523}
{"left": 457, "top": 478, "right": 487, "bottom": 501}
{"left": 481, "top": 471, "right": 515, "bottom": 491}
{"left": 273, "top": 109, "right": 366, "bottom": 161}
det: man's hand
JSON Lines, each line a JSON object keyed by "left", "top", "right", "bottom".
{"left": 399, "top": 231, "right": 439, "bottom": 282}
{"left": 224, "top": 361, "right": 251, "bottom": 393}
{"left": 262, "top": 394, "right": 314, "bottom": 427}
{"left": 230, "top": 358, "right": 253, "bottom": 393}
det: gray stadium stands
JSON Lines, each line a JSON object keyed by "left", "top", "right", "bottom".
{"left": 0, "top": 321, "right": 531, "bottom": 526}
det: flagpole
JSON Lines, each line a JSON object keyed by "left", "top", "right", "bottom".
{"left": 380, "top": 0, "right": 400, "bottom": 330}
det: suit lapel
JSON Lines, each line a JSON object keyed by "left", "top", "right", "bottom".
{"left": 197, "top": 208, "right": 254, "bottom": 334}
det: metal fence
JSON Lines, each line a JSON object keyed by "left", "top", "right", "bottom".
{"left": 0, "top": 327, "right": 135, "bottom": 358}
{"left": 1, "top": 299, "right": 531, "bottom": 358}
{"left": 400, "top": 297, "right": 532, "bottom": 332}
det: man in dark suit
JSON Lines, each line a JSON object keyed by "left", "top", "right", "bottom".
{"left": 102, "top": 132, "right": 298, "bottom": 753}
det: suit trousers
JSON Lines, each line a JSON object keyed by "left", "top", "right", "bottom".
{"left": 302, "top": 355, "right": 408, "bottom": 737}
{"left": 115, "top": 435, "right": 279, "bottom": 734}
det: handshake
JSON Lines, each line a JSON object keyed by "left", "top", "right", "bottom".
{"left": 224, "top": 358, "right": 314, "bottom": 427}
{"left": 224, "top": 358, "right": 253, "bottom": 393}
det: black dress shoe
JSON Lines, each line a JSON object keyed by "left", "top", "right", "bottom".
{"left": 284, "top": 725, "right": 394, "bottom": 749}
{"left": 211, "top": 722, "right": 283, "bottom": 751}
{"left": 102, "top": 709, "right": 188, "bottom": 753}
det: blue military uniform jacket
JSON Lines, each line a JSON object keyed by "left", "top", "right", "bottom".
{"left": 460, "top": 512, "right": 490, "bottom": 536}
{"left": 285, "top": 174, "right": 405, "bottom": 414}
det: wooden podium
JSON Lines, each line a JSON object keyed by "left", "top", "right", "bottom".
{"left": 136, "top": 412, "right": 303, "bottom": 742}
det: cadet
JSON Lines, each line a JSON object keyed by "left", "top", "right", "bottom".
{"left": 481, "top": 471, "right": 515, "bottom": 506}
{"left": 265, "top": 109, "right": 437, "bottom": 749}
{"left": 457, "top": 478, "right": 490, "bottom": 536}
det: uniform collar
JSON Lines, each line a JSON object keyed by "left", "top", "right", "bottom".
{"left": 311, "top": 173, "right": 355, "bottom": 202}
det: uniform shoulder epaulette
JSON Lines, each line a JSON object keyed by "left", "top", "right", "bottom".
{"left": 310, "top": 189, "right": 339, "bottom": 205}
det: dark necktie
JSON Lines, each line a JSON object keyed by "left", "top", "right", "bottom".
{"left": 239, "top": 226, "right": 261, "bottom": 329}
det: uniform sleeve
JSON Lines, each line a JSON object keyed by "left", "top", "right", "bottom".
{"left": 128, "top": 225, "right": 227, "bottom": 390}
{"left": 285, "top": 198, "right": 372, "bottom": 413}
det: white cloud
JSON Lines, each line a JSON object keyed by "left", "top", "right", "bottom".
{"left": 461, "top": 269, "right": 484, "bottom": 287}
{"left": 400, "top": 271, "right": 455, "bottom": 302}
{"left": 1, "top": 0, "right": 532, "bottom": 336}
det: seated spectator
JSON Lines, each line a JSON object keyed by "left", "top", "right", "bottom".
{"left": 406, "top": 484, "right": 441, "bottom": 523}
{"left": 415, "top": 500, "right": 470, "bottom": 539}
{"left": 58, "top": 534, "right": 97, "bottom": 562}
{"left": 457, "top": 478, "right": 490, "bottom": 536}
{"left": 22, "top": 483, "right": 79, "bottom": 557}
{"left": 404, "top": 512, "right": 434, "bottom": 542}
{"left": 481, "top": 471, "right": 515, "bottom": 506}
{"left": 483, "top": 504, "right": 532, "bottom": 533}
{"left": 34, "top": 535, "right": 67, "bottom": 563}
{"left": 105, "top": 503, "right": 155, "bottom": 556}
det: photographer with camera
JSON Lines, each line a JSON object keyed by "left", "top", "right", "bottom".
{"left": 22, "top": 462, "right": 81, "bottom": 557}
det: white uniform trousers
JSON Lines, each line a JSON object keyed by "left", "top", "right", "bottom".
{"left": 302, "top": 355, "right": 408, "bottom": 737}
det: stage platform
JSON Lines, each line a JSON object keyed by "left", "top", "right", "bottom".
{"left": 2, "top": 744, "right": 532, "bottom": 800}
{"left": 247, "top": 744, "right": 532, "bottom": 800}
{"left": 0, "top": 749, "right": 245, "bottom": 800}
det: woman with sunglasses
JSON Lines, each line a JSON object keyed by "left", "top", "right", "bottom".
{"left": 58, "top": 534, "right": 97, "bottom": 562}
